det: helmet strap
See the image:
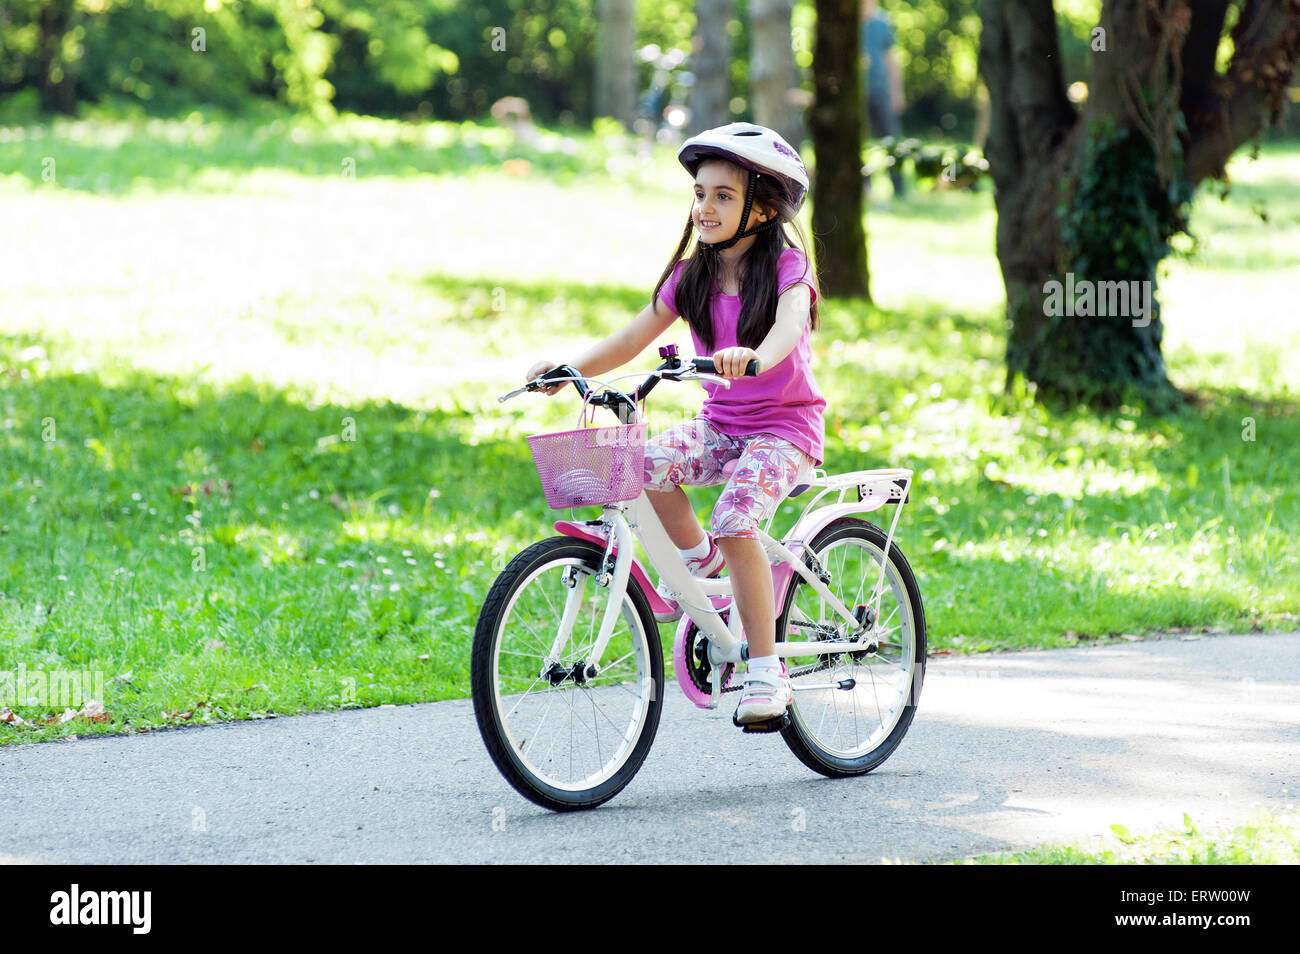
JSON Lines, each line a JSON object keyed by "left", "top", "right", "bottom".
{"left": 698, "top": 170, "right": 778, "bottom": 252}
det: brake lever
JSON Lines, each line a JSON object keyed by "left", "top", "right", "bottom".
{"left": 659, "top": 367, "right": 732, "bottom": 389}
{"left": 672, "top": 370, "right": 731, "bottom": 389}
{"left": 500, "top": 371, "right": 586, "bottom": 403}
{"left": 498, "top": 383, "right": 534, "bottom": 403}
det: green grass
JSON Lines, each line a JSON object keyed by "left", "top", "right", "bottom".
{"left": 962, "top": 810, "right": 1300, "bottom": 864}
{"left": 1, "top": 111, "right": 1298, "bottom": 743}
{"left": 0, "top": 110, "right": 647, "bottom": 194}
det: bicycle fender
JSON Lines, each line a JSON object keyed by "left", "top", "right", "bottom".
{"left": 771, "top": 502, "right": 887, "bottom": 609}
{"left": 552, "top": 520, "right": 678, "bottom": 618}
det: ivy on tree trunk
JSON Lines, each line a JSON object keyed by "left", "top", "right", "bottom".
{"left": 978, "top": 0, "right": 1300, "bottom": 411}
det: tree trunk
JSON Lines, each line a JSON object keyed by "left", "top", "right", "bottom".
{"left": 690, "top": 0, "right": 734, "bottom": 134}
{"left": 810, "top": 0, "right": 869, "bottom": 299}
{"left": 595, "top": 0, "right": 636, "bottom": 128}
{"left": 1181, "top": 0, "right": 1300, "bottom": 182}
{"left": 750, "top": 0, "right": 803, "bottom": 146}
{"left": 979, "top": 0, "right": 1300, "bottom": 410}
{"left": 38, "top": 0, "right": 77, "bottom": 115}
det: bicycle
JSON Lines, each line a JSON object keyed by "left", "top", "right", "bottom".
{"left": 471, "top": 345, "right": 926, "bottom": 812}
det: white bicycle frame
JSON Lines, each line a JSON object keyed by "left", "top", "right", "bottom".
{"left": 546, "top": 468, "right": 913, "bottom": 706}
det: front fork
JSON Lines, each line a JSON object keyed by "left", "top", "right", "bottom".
{"left": 542, "top": 516, "right": 630, "bottom": 683}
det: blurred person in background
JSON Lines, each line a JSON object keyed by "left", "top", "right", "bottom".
{"left": 861, "top": 0, "right": 905, "bottom": 198}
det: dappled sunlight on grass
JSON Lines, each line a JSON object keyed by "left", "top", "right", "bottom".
{"left": 865, "top": 189, "right": 1004, "bottom": 312}
{"left": 2, "top": 120, "right": 1297, "bottom": 739}
{"left": 981, "top": 456, "right": 1163, "bottom": 499}
{"left": 1159, "top": 143, "right": 1300, "bottom": 395}
{"left": 0, "top": 112, "right": 671, "bottom": 192}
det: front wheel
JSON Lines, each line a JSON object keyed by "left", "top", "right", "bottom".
{"left": 776, "top": 519, "right": 926, "bottom": 777}
{"left": 471, "top": 536, "right": 664, "bottom": 812}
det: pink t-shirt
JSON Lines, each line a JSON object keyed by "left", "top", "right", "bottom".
{"left": 656, "top": 247, "right": 826, "bottom": 466}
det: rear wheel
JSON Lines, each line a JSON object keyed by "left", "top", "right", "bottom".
{"left": 471, "top": 537, "right": 663, "bottom": 811}
{"left": 776, "top": 519, "right": 926, "bottom": 777}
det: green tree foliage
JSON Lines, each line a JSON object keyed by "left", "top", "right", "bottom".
{"left": 0, "top": 0, "right": 1098, "bottom": 129}
{"left": 0, "top": 0, "right": 461, "bottom": 118}
{"left": 421, "top": 0, "right": 596, "bottom": 120}
{"left": 357, "top": 0, "right": 706, "bottom": 123}
{"left": 887, "top": 0, "right": 982, "bottom": 129}
{"left": 883, "top": 0, "right": 1102, "bottom": 134}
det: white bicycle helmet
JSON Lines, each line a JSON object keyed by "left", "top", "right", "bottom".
{"left": 677, "top": 122, "right": 809, "bottom": 250}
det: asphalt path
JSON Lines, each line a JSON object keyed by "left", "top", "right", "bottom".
{"left": 1, "top": 631, "right": 1296, "bottom": 864}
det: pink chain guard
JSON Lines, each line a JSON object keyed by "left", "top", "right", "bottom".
{"left": 673, "top": 598, "right": 739, "bottom": 709}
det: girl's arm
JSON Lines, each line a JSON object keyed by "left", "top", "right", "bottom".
{"left": 527, "top": 296, "right": 678, "bottom": 393}
{"left": 716, "top": 283, "right": 812, "bottom": 377}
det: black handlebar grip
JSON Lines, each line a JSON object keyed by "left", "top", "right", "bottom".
{"left": 537, "top": 364, "right": 589, "bottom": 397}
{"left": 692, "top": 358, "right": 759, "bottom": 377}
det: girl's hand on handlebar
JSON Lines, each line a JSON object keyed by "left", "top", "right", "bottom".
{"left": 525, "top": 360, "right": 564, "bottom": 396}
{"left": 712, "top": 347, "right": 761, "bottom": 379}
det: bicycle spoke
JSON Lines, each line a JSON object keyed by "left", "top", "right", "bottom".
{"left": 875, "top": 601, "right": 901, "bottom": 635}
{"left": 501, "top": 671, "right": 550, "bottom": 722}
{"left": 497, "top": 648, "right": 551, "bottom": 661}
{"left": 587, "top": 689, "right": 636, "bottom": 740}
{"left": 597, "top": 648, "right": 637, "bottom": 675}
{"left": 523, "top": 686, "right": 560, "bottom": 760}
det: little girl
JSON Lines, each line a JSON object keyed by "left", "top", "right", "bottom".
{"left": 526, "top": 122, "right": 825, "bottom": 726}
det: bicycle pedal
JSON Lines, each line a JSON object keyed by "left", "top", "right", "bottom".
{"left": 732, "top": 710, "right": 791, "bottom": 733}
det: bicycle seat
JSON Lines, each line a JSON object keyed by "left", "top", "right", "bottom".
{"left": 719, "top": 457, "right": 814, "bottom": 499}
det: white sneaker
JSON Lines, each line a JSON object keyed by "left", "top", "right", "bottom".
{"left": 734, "top": 665, "right": 792, "bottom": 724}
{"left": 654, "top": 536, "right": 726, "bottom": 623}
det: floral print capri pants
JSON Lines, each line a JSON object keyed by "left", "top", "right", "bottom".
{"left": 642, "top": 418, "right": 812, "bottom": 539}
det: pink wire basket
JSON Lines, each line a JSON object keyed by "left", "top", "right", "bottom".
{"left": 527, "top": 416, "right": 648, "bottom": 510}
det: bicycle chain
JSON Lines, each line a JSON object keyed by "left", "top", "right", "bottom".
{"left": 719, "top": 658, "right": 842, "bottom": 693}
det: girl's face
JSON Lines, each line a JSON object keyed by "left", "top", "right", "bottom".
{"left": 693, "top": 160, "right": 770, "bottom": 241}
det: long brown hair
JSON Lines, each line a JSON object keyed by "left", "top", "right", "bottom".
{"left": 652, "top": 160, "right": 820, "bottom": 353}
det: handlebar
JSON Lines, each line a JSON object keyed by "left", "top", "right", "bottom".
{"left": 499, "top": 348, "right": 759, "bottom": 422}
